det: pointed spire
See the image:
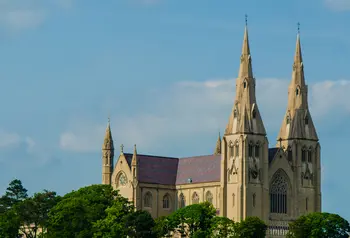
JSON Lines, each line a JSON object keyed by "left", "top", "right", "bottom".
{"left": 132, "top": 144, "right": 137, "bottom": 165}
{"left": 276, "top": 25, "right": 318, "bottom": 144}
{"left": 214, "top": 132, "right": 221, "bottom": 155}
{"left": 225, "top": 19, "right": 266, "bottom": 136}
{"left": 120, "top": 144, "right": 124, "bottom": 154}
{"left": 103, "top": 117, "right": 114, "bottom": 150}
{"left": 238, "top": 27, "right": 253, "bottom": 79}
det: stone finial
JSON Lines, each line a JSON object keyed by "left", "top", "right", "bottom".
{"left": 214, "top": 132, "right": 221, "bottom": 155}
{"left": 120, "top": 144, "right": 124, "bottom": 154}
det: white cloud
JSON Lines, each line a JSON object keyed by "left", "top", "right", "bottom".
{"left": 0, "top": 130, "right": 21, "bottom": 148}
{"left": 324, "top": 0, "right": 350, "bottom": 11}
{"left": 59, "top": 77, "right": 350, "bottom": 153}
{"left": 0, "top": 0, "right": 71, "bottom": 32}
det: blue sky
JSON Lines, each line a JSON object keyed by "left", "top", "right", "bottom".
{"left": 0, "top": 0, "right": 349, "bottom": 220}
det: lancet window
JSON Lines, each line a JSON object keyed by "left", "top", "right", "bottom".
{"left": 255, "top": 144, "right": 260, "bottom": 157}
{"left": 205, "top": 191, "right": 213, "bottom": 204}
{"left": 248, "top": 143, "right": 253, "bottom": 157}
{"left": 179, "top": 193, "right": 186, "bottom": 208}
{"left": 192, "top": 192, "right": 199, "bottom": 204}
{"left": 163, "top": 194, "right": 170, "bottom": 209}
{"left": 144, "top": 192, "right": 152, "bottom": 208}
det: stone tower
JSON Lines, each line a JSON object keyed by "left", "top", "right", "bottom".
{"left": 102, "top": 118, "right": 114, "bottom": 185}
{"left": 220, "top": 24, "right": 269, "bottom": 222}
{"left": 277, "top": 31, "right": 321, "bottom": 216}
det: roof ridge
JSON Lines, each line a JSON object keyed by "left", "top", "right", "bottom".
{"left": 123, "top": 153, "right": 178, "bottom": 160}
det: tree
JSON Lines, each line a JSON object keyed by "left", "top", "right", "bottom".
{"left": 0, "top": 179, "right": 28, "bottom": 238}
{"left": 124, "top": 210, "right": 156, "bottom": 238}
{"left": 235, "top": 216, "right": 267, "bottom": 238}
{"left": 93, "top": 195, "right": 134, "bottom": 238}
{"left": 16, "top": 190, "right": 60, "bottom": 238}
{"left": 167, "top": 202, "right": 216, "bottom": 237}
{"left": 47, "top": 184, "right": 116, "bottom": 238}
{"left": 209, "top": 216, "right": 236, "bottom": 238}
{"left": 153, "top": 216, "right": 172, "bottom": 238}
{"left": 0, "top": 179, "right": 28, "bottom": 213}
{"left": 287, "top": 212, "right": 350, "bottom": 238}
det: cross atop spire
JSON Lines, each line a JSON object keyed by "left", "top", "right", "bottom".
{"left": 297, "top": 22, "right": 300, "bottom": 34}
{"left": 120, "top": 144, "right": 124, "bottom": 154}
{"left": 245, "top": 14, "right": 248, "bottom": 26}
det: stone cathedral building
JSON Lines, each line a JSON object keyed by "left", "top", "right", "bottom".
{"left": 101, "top": 25, "right": 321, "bottom": 231}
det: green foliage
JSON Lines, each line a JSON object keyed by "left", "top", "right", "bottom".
{"left": 0, "top": 179, "right": 28, "bottom": 213}
{"left": 235, "top": 216, "right": 267, "bottom": 238}
{"left": 92, "top": 195, "right": 134, "bottom": 238}
{"left": 209, "top": 216, "right": 236, "bottom": 238}
{"left": 153, "top": 216, "right": 172, "bottom": 238}
{"left": 47, "top": 184, "right": 116, "bottom": 238}
{"left": 287, "top": 212, "right": 350, "bottom": 238}
{"left": 0, "top": 179, "right": 29, "bottom": 238}
{"left": 124, "top": 210, "right": 156, "bottom": 238}
{"left": 168, "top": 202, "right": 216, "bottom": 237}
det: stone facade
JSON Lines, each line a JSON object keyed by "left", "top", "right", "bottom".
{"left": 101, "top": 24, "right": 321, "bottom": 227}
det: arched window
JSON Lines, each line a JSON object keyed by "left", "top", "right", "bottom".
{"left": 270, "top": 170, "right": 288, "bottom": 214}
{"left": 308, "top": 150, "right": 312, "bottom": 163}
{"left": 248, "top": 143, "right": 253, "bottom": 157}
{"left": 301, "top": 148, "right": 306, "bottom": 162}
{"left": 163, "top": 194, "right": 170, "bottom": 209}
{"left": 179, "top": 193, "right": 186, "bottom": 208}
{"left": 192, "top": 192, "right": 199, "bottom": 204}
{"left": 205, "top": 191, "right": 213, "bottom": 204}
{"left": 229, "top": 142, "right": 234, "bottom": 158}
{"left": 144, "top": 192, "right": 152, "bottom": 208}
{"left": 305, "top": 116, "right": 309, "bottom": 125}
{"left": 232, "top": 193, "right": 235, "bottom": 207}
{"left": 296, "top": 88, "right": 299, "bottom": 95}
{"left": 235, "top": 143, "right": 239, "bottom": 157}
{"left": 243, "top": 81, "right": 247, "bottom": 88}
{"left": 253, "top": 193, "right": 256, "bottom": 207}
{"left": 255, "top": 144, "right": 260, "bottom": 157}
{"left": 252, "top": 109, "right": 256, "bottom": 119}
{"left": 233, "top": 109, "right": 238, "bottom": 118}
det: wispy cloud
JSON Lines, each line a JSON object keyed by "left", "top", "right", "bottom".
{"left": 0, "top": 0, "right": 71, "bottom": 32}
{"left": 59, "top": 78, "right": 350, "bottom": 154}
{"left": 324, "top": 0, "right": 350, "bottom": 11}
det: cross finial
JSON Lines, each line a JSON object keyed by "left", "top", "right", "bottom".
{"left": 120, "top": 144, "right": 124, "bottom": 153}
{"left": 245, "top": 14, "right": 248, "bottom": 26}
{"left": 297, "top": 22, "right": 300, "bottom": 34}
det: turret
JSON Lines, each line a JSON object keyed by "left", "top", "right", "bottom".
{"left": 102, "top": 117, "right": 114, "bottom": 185}
{"left": 214, "top": 132, "right": 222, "bottom": 155}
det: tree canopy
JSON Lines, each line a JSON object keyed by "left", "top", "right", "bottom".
{"left": 287, "top": 212, "right": 350, "bottom": 238}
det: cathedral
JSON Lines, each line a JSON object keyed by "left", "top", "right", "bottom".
{"left": 101, "top": 24, "right": 321, "bottom": 231}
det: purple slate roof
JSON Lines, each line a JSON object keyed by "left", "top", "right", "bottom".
{"left": 176, "top": 155, "right": 221, "bottom": 185}
{"left": 123, "top": 153, "right": 179, "bottom": 185}
{"left": 121, "top": 148, "right": 278, "bottom": 185}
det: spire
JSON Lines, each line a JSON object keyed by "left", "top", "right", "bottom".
{"left": 277, "top": 25, "right": 318, "bottom": 143}
{"left": 132, "top": 144, "right": 137, "bottom": 165}
{"left": 214, "top": 132, "right": 221, "bottom": 155}
{"left": 225, "top": 19, "right": 266, "bottom": 136}
{"left": 102, "top": 118, "right": 114, "bottom": 150}
{"left": 238, "top": 17, "right": 253, "bottom": 79}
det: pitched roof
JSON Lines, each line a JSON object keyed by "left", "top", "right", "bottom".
{"left": 176, "top": 155, "right": 221, "bottom": 185}
{"left": 124, "top": 153, "right": 178, "bottom": 185}
{"left": 121, "top": 148, "right": 278, "bottom": 185}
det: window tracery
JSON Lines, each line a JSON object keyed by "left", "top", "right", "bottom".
{"left": 205, "top": 191, "right": 213, "bottom": 204}
{"left": 270, "top": 170, "right": 288, "bottom": 214}
{"left": 192, "top": 192, "right": 199, "bottom": 204}
{"left": 179, "top": 193, "right": 186, "bottom": 208}
{"left": 163, "top": 194, "right": 170, "bottom": 209}
{"left": 144, "top": 192, "right": 152, "bottom": 208}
